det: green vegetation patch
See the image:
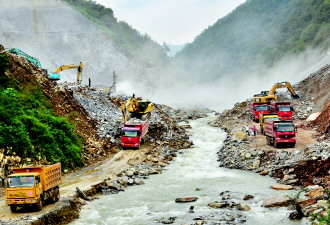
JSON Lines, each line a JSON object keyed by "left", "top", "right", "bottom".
{"left": 0, "top": 84, "right": 83, "bottom": 169}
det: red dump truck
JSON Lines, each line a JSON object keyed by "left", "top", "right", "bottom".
{"left": 6, "top": 163, "right": 62, "bottom": 212}
{"left": 121, "top": 119, "right": 148, "bottom": 149}
{"left": 250, "top": 102, "right": 270, "bottom": 122}
{"left": 265, "top": 120, "right": 296, "bottom": 148}
{"left": 270, "top": 101, "right": 293, "bottom": 120}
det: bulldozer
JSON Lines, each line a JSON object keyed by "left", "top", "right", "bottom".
{"left": 252, "top": 81, "right": 299, "bottom": 103}
{"left": 49, "top": 62, "right": 83, "bottom": 84}
{"left": 121, "top": 94, "right": 154, "bottom": 123}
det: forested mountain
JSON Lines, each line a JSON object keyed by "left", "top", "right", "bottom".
{"left": 62, "top": 0, "right": 168, "bottom": 66}
{"left": 175, "top": 0, "right": 330, "bottom": 81}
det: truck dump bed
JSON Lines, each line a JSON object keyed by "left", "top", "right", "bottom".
{"left": 12, "top": 163, "right": 62, "bottom": 191}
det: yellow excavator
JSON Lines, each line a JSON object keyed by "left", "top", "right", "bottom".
{"left": 121, "top": 94, "right": 154, "bottom": 123}
{"left": 252, "top": 81, "right": 299, "bottom": 103}
{"left": 49, "top": 62, "right": 83, "bottom": 84}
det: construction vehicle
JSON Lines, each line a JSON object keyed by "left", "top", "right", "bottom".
{"left": 121, "top": 94, "right": 154, "bottom": 123}
{"left": 8, "top": 48, "right": 42, "bottom": 68}
{"left": 50, "top": 62, "right": 83, "bottom": 83}
{"left": 253, "top": 91, "right": 269, "bottom": 97}
{"left": 6, "top": 163, "right": 62, "bottom": 212}
{"left": 270, "top": 101, "right": 294, "bottom": 120}
{"left": 259, "top": 113, "right": 279, "bottom": 134}
{"left": 250, "top": 102, "right": 270, "bottom": 122}
{"left": 265, "top": 120, "right": 296, "bottom": 148}
{"left": 7, "top": 48, "right": 64, "bottom": 80}
{"left": 252, "top": 81, "right": 299, "bottom": 103}
{"left": 121, "top": 118, "right": 148, "bottom": 149}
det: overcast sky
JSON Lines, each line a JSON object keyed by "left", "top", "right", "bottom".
{"left": 93, "top": 0, "right": 246, "bottom": 45}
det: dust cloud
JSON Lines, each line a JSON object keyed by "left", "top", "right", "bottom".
{"left": 115, "top": 47, "right": 329, "bottom": 112}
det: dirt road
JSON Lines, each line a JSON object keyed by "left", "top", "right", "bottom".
{"left": 0, "top": 145, "right": 154, "bottom": 222}
{"left": 248, "top": 122, "right": 317, "bottom": 150}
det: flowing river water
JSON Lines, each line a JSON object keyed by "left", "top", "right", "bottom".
{"left": 71, "top": 116, "right": 308, "bottom": 225}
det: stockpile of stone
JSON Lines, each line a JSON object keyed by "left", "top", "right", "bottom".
{"left": 63, "top": 85, "right": 195, "bottom": 150}
{"left": 67, "top": 86, "right": 123, "bottom": 142}
{"left": 292, "top": 100, "right": 314, "bottom": 119}
{"left": 218, "top": 133, "right": 330, "bottom": 177}
{"left": 208, "top": 101, "right": 250, "bottom": 129}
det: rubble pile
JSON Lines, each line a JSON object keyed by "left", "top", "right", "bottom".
{"left": 218, "top": 136, "right": 330, "bottom": 187}
{"left": 208, "top": 101, "right": 250, "bottom": 129}
{"left": 67, "top": 86, "right": 122, "bottom": 142}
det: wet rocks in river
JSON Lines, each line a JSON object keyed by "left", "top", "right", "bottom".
{"left": 243, "top": 194, "right": 254, "bottom": 200}
{"left": 175, "top": 197, "right": 198, "bottom": 203}
{"left": 261, "top": 195, "right": 294, "bottom": 208}
{"left": 208, "top": 201, "right": 230, "bottom": 208}
{"left": 270, "top": 184, "right": 294, "bottom": 190}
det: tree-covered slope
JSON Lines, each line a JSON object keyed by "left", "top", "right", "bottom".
{"left": 62, "top": 0, "right": 168, "bottom": 66}
{"left": 175, "top": 0, "right": 330, "bottom": 80}
{"left": 0, "top": 46, "right": 99, "bottom": 170}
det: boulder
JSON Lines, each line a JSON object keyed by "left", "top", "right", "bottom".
{"left": 175, "top": 197, "right": 198, "bottom": 203}
{"left": 305, "top": 187, "right": 324, "bottom": 198}
{"left": 134, "top": 178, "right": 145, "bottom": 185}
{"left": 270, "top": 184, "right": 294, "bottom": 190}
{"left": 243, "top": 195, "right": 254, "bottom": 200}
{"left": 237, "top": 202, "right": 250, "bottom": 211}
{"left": 260, "top": 170, "right": 269, "bottom": 175}
{"left": 297, "top": 198, "right": 318, "bottom": 209}
{"left": 261, "top": 196, "right": 293, "bottom": 207}
{"left": 234, "top": 132, "right": 247, "bottom": 141}
{"left": 207, "top": 201, "right": 229, "bottom": 208}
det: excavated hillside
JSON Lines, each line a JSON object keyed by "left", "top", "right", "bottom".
{"left": 0, "top": 0, "right": 142, "bottom": 86}
{"left": 0, "top": 44, "right": 208, "bottom": 224}
{"left": 293, "top": 65, "right": 330, "bottom": 139}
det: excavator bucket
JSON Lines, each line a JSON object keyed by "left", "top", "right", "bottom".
{"left": 292, "top": 94, "right": 299, "bottom": 99}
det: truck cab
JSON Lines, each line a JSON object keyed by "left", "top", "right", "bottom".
{"left": 250, "top": 103, "right": 271, "bottom": 122}
{"left": 121, "top": 127, "right": 142, "bottom": 148}
{"left": 265, "top": 120, "right": 296, "bottom": 148}
{"left": 270, "top": 101, "right": 293, "bottom": 120}
{"left": 121, "top": 119, "right": 148, "bottom": 149}
{"left": 6, "top": 163, "right": 61, "bottom": 212}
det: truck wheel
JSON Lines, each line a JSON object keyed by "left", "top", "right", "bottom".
{"left": 49, "top": 190, "right": 56, "bottom": 204}
{"left": 10, "top": 205, "right": 18, "bottom": 213}
{"left": 54, "top": 188, "right": 60, "bottom": 202}
{"left": 266, "top": 136, "right": 270, "bottom": 145}
{"left": 35, "top": 198, "right": 43, "bottom": 211}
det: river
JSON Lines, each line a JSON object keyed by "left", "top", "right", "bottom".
{"left": 71, "top": 115, "right": 308, "bottom": 225}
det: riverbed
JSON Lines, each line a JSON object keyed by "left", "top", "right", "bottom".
{"left": 71, "top": 115, "right": 308, "bottom": 225}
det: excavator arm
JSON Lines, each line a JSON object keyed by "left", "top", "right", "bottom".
{"left": 268, "top": 81, "right": 299, "bottom": 99}
{"left": 51, "top": 62, "right": 83, "bottom": 83}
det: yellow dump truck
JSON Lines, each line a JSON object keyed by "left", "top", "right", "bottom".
{"left": 6, "top": 163, "right": 62, "bottom": 212}
{"left": 259, "top": 113, "right": 279, "bottom": 134}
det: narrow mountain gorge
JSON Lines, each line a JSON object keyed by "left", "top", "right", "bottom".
{"left": 0, "top": 0, "right": 330, "bottom": 224}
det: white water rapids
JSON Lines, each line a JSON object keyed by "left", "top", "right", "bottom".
{"left": 71, "top": 115, "right": 308, "bottom": 225}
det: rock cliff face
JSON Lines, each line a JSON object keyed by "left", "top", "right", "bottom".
{"left": 0, "top": 0, "right": 140, "bottom": 86}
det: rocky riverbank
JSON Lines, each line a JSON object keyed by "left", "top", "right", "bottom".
{"left": 0, "top": 83, "right": 209, "bottom": 225}
{"left": 209, "top": 65, "right": 330, "bottom": 221}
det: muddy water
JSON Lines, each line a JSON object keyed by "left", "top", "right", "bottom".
{"left": 71, "top": 116, "right": 308, "bottom": 225}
